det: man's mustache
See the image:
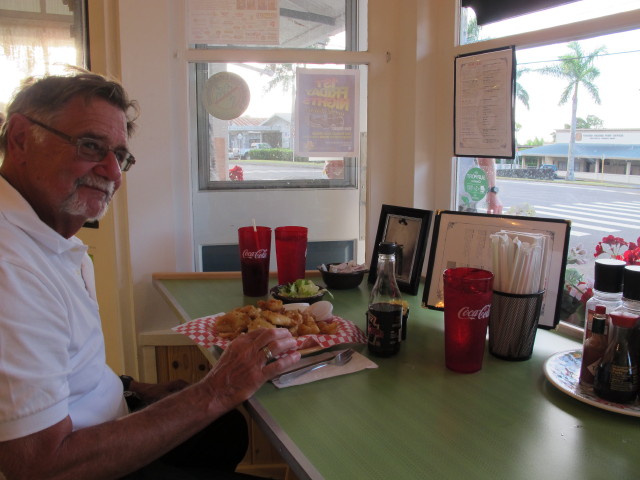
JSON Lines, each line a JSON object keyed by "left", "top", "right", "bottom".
{"left": 76, "top": 175, "right": 115, "bottom": 199}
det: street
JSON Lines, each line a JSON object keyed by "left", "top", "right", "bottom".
{"left": 229, "top": 160, "right": 325, "bottom": 180}
{"left": 496, "top": 179, "right": 640, "bottom": 259}
{"left": 231, "top": 160, "right": 640, "bottom": 257}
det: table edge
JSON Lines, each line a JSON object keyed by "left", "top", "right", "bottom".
{"left": 245, "top": 397, "right": 324, "bottom": 480}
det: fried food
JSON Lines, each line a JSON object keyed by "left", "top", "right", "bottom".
{"left": 216, "top": 310, "right": 251, "bottom": 338}
{"left": 257, "top": 298, "right": 284, "bottom": 312}
{"left": 261, "top": 310, "right": 296, "bottom": 327}
{"left": 214, "top": 300, "right": 338, "bottom": 340}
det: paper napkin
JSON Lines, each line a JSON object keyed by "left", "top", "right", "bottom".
{"left": 271, "top": 349, "right": 377, "bottom": 389}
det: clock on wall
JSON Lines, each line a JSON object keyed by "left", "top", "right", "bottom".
{"left": 203, "top": 71, "right": 251, "bottom": 120}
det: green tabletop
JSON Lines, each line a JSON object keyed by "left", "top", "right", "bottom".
{"left": 153, "top": 274, "right": 640, "bottom": 480}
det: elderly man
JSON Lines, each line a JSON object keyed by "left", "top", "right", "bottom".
{"left": 0, "top": 72, "right": 300, "bottom": 479}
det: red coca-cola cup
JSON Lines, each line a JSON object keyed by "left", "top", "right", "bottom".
{"left": 442, "top": 267, "right": 494, "bottom": 373}
{"left": 238, "top": 226, "right": 272, "bottom": 297}
{"left": 275, "top": 226, "right": 308, "bottom": 285}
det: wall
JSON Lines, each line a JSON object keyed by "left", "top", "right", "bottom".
{"left": 91, "top": 0, "right": 444, "bottom": 374}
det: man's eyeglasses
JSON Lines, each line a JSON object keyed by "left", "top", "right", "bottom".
{"left": 25, "top": 116, "right": 136, "bottom": 172}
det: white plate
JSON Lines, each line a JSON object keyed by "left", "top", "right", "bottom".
{"left": 543, "top": 349, "right": 640, "bottom": 417}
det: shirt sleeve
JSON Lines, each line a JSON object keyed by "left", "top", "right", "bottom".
{"left": 0, "top": 257, "right": 71, "bottom": 441}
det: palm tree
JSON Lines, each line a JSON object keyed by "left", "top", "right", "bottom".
{"left": 515, "top": 68, "right": 530, "bottom": 110}
{"left": 537, "top": 42, "right": 606, "bottom": 180}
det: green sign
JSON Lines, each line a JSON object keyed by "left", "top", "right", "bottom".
{"left": 463, "top": 167, "right": 489, "bottom": 201}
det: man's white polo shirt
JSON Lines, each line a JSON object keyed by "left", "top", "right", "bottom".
{"left": 0, "top": 176, "right": 127, "bottom": 441}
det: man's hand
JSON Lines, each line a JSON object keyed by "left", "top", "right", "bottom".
{"left": 200, "top": 327, "right": 301, "bottom": 413}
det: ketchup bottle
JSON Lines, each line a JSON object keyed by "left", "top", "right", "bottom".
{"left": 593, "top": 312, "right": 639, "bottom": 404}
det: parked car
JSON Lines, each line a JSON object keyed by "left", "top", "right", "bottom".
{"left": 539, "top": 164, "right": 557, "bottom": 172}
{"left": 539, "top": 164, "right": 558, "bottom": 178}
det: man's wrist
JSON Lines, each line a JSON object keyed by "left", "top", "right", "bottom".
{"left": 488, "top": 186, "right": 499, "bottom": 194}
{"left": 119, "top": 375, "right": 135, "bottom": 391}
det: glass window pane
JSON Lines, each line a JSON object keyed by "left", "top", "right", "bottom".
{"left": 194, "top": 61, "right": 364, "bottom": 190}
{"left": 455, "top": 28, "right": 640, "bottom": 331}
{"left": 461, "top": 0, "right": 640, "bottom": 45}
{"left": 188, "top": 0, "right": 353, "bottom": 50}
{"left": 0, "top": 0, "right": 86, "bottom": 107}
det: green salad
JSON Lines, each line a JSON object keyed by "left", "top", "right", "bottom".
{"left": 277, "top": 279, "right": 331, "bottom": 298}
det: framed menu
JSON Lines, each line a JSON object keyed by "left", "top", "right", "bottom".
{"left": 422, "top": 210, "right": 571, "bottom": 329}
{"left": 454, "top": 46, "right": 516, "bottom": 159}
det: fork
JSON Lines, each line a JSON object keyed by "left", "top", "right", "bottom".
{"left": 276, "top": 348, "right": 355, "bottom": 384}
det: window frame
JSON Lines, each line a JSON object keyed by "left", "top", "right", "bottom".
{"left": 453, "top": 5, "right": 640, "bottom": 338}
{"left": 189, "top": 0, "right": 365, "bottom": 192}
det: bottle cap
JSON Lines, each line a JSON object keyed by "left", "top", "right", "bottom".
{"left": 594, "top": 305, "right": 606, "bottom": 315}
{"left": 378, "top": 242, "right": 397, "bottom": 255}
{"left": 622, "top": 265, "right": 640, "bottom": 301}
{"left": 593, "top": 258, "right": 625, "bottom": 293}
{"left": 609, "top": 312, "right": 638, "bottom": 329}
{"left": 591, "top": 316, "right": 606, "bottom": 334}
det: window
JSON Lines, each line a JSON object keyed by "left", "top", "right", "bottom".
{"left": 190, "top": 1, "right": 365, "bottom": 191}
{"left": 456, "top": 4, "right": 640, "bottom": 335}
{"left": 0, "top": 0, "right": 87, "bottom": 110}
{"left": 187, "top": 1, "right": 367, "bottom": 271}
{"left": 461, "top": 0, "right": 640, "bottom": 44}
{"left": 194, "top": 61, "right": 365, "bottom": 190}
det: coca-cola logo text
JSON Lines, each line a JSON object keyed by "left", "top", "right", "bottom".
{"left": 242, "top": 248, "right": 269, "bottom": 260}
{"left": 457, "top": 304, "right": 491, "bottom": 320}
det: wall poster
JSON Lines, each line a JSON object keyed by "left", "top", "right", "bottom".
{"left": 454, "top": 46, "right": 515, "bottom": 159}
{"left": 295, "top": 68, "right": 360, "bottom": 157}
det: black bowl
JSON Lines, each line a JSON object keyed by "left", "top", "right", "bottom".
{"left": 318, "top": 263, "right": 368, "bottom": 290}
{"left": 270, "top": 285, "right": 326, "bottom": 304}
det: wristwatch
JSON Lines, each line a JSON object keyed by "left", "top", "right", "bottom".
{"left": 119, "top": 375, "right": 134, "bottom": 391}
{"left": 119, "top": 375, "right": 144, "bottom": 411}
{"left": 489, "top": 186, "right": 499, "bottom": 194}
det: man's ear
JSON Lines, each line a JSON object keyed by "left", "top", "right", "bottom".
{"left": 5, "top": 114, "right": 31, "bottom": 164}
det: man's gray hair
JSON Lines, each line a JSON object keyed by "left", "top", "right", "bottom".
{"left": 0, "top": 69, "right": 139, "bottom": 155}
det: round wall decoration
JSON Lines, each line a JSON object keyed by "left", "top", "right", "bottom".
{"left": 203, "top": 71, "right": 251, "bottom": 120}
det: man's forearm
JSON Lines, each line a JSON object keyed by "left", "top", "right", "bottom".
{"left": 0, "top": 381, "right": 228, "bottom": 480}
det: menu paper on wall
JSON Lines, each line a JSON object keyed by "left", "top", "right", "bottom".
{"left": 187, "top": 0, "right": 279, "bottom": 46}
{"left": 454, "top": 46, "right": 515, "bottom": 159}
{"left": 295, "top": 68, "right": 360, "bottom": 157}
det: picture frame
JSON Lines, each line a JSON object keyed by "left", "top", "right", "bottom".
{"left": 368, "top": 205, "right": 433, "bottom": 295}
{"left": 421, "top": 210, "right": 571, "bottom": 329}
{"left": 454, "top": 46, "right": 516, "bottom": 159}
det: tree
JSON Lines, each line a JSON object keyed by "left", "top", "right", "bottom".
{"left": 564, "top": 114, "right": 604, "bottom": 129}
{"left": 516, "top": 68, "right": 531, "bottom": 110}
{"left": 537, "top": 42, "right": 606, "bottom": 180}
{"left": 525, "top": 137, "right": 544, "bottom": 146}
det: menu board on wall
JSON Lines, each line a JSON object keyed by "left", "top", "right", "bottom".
{"left": 454, "top": 46, "right": 515, "bottom": 159}
{"left": 295, "top": 68, "right": 360, "bottom": 157}
{"left": 187, "top": 0, "right": 279, "bottom": 45}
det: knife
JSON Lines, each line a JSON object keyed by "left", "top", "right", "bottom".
{"left": 275, "top": 349, "right": 352, "bottom": 384}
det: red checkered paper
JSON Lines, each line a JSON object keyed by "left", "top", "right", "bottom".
{"left": 173, "top": 313, "right": 366, "bottom": 352}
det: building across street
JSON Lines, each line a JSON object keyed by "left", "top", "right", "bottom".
{"left": 515, "top": 129, "right": 640, "bottom": 184}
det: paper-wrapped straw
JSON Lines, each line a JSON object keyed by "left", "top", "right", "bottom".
{"left": 490, "top": 231, "right": 549, "bottom": 294}
{"left": 252, "top": 218, "right": 260, "bottom": 249}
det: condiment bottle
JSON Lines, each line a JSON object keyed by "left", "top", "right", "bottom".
{"left": 593, "top": 312, "right": 639, "bottom": 404}
{"left": 579, "top": 305, "right": 608, "bottom": 387}
{"left": 614, "top": 265, "right": 640, "bottom": 357}
{"left": 366, "top": 242, "right": 403, "bottom": 357}
{"left": 584, "top": 259, "right": 625, "bottom": 341}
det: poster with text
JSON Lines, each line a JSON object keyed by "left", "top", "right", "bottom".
{"left": 454, "top": 46, "right": 515, "bottom": 158}
{"left": 295, "top": 68, "right": 360, "bottom": 157}
{"left": 187, "top": 0, "right": 279, "bottom": 46}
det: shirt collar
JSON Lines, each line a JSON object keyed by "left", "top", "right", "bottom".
{"left": 0, "top": 175, "right": 85, "bottom": 256}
